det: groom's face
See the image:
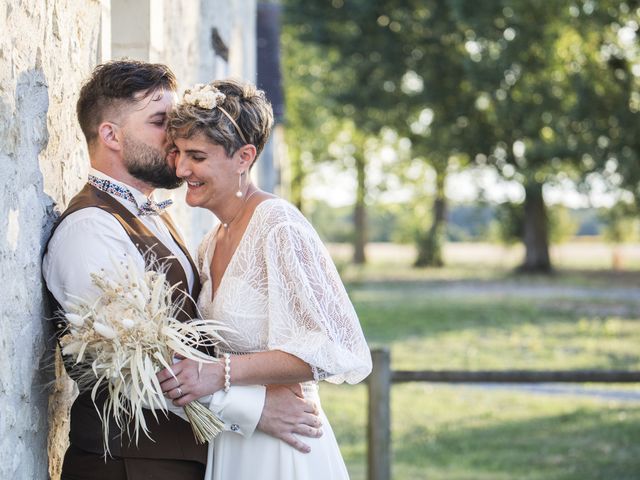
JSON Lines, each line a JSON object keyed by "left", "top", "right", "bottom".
{"left": 119, "top": 88, "right": 183, "bottom": 189}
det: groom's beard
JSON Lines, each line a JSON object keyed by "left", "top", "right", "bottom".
{"left": 123, "top": 135, "right": 183, "bottom": 190}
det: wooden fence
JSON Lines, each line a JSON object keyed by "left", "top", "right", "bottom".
{"left": 367, "top": 347, "right": 640, "bottom": 480}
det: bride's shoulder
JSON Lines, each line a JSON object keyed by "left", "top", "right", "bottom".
{"left": 256, "top": 197, "right": 308, "bottom": 226}
{"left": 255, "top": 198, "right": 321, "bottom": 248}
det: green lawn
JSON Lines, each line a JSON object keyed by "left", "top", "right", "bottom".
{"left": 320, "top": 243, "right": 640, "bottom": 480}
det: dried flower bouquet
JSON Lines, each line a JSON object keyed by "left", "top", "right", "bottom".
{"left": 59, "top": 254, "right": 228, "bottom": 454}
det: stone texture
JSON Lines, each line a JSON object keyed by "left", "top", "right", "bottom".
{"left": 1, "top": 1, "right": 257, "bottom": 478}
{"left": 0, "top": 1, "right": 103, "bottom": 479}
{"left": 161, "top": 0, "right": 258, "bottom": 251}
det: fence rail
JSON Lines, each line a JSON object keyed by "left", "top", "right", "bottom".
{"left": 367, "top": 347, "right": 640, "bottom": 480}
{"left": 392, "top": 369, "right": 640, "bottom": 383}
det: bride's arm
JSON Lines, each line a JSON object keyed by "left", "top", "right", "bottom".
{"left": 225, "top": 350, "right": 315, "bottom": 385}
{"left": 157, "top": 350, "right": 313, "bottom": 406}
{"left": 159, "top": 207, "right": 371, "bottom": 405}
{"left": 158, "top": 362, "right": 322, "bottom": 452}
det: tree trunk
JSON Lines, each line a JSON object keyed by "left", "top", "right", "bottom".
{"left": 290, "top": 153, "right": 304, "bottom": 212}
{"left": 415, "top": 170, "right": 446, "bottom": 267}
{"left": 612, "top": 245, "right": 623, "bottom": 271}
{"left": 519, "top": 180, "right": 552, "bottom": 272}
{"left": 353, "top": 152, "right": 367, "bottom": 264}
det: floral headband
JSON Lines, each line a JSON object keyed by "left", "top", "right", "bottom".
{"left": 182, "top": 83, "right": 249, "bottom": 144}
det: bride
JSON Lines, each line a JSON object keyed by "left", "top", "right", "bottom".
{"left": 157, "top": 79, "right": 372, "bottom": 479}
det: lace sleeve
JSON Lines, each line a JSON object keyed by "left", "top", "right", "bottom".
{"left": 264, "top": 220, "right": 372, "bottom": 384}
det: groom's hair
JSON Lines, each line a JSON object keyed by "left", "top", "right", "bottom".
{"left": 77, "top": 59, "right": 177, "bottom": 146}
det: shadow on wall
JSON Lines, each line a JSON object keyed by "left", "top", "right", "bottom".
{"left": 0, "top": 66, "right": 69, "bottom": 479}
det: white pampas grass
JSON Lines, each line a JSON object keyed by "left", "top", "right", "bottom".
{"left": 93, "top": 322, "right": 117, "bottom": 339}
{"left": 64, "top": 313, "right": 85, "bottom": 327}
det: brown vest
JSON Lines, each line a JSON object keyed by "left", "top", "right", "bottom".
{"left": 46, "top": 183, "right": 206, "bottom": 462}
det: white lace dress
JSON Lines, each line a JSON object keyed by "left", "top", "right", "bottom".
{"left": 197, "top": 198, "right": 372, "bottom": 480}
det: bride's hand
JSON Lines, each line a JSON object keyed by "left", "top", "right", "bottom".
{"left": 157, "top": 357, "right": 224, "bottom": 406}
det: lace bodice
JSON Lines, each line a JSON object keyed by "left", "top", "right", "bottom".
{"left": 196, "top": 198, "right": 371, "bottom": 384}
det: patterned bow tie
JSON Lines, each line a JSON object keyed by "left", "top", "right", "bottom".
{"left": 88, "top": 175, "right": 173, "bottom": 216}
{"left": 138, "top": 198, "right": 173, "bottom": 216}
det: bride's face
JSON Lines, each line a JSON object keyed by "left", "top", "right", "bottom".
{"left": 173, "top": 132, "right": 240, "bottom": 211}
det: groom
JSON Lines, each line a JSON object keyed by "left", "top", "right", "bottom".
{"left": 43, "top": 60, "right": 321, "bottom": 479}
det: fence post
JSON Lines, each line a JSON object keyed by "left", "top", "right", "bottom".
{"left": 368, "top": 347, "right": 391, "bottom": 480}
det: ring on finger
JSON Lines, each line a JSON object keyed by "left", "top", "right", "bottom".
{"left": 177, "top": 387, "right": 183, "bottom": 397}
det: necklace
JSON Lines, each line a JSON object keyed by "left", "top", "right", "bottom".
{"left": 221, "top": 188, "right": 259, "bottom": 229}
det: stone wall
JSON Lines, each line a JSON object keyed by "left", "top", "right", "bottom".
{"left": 0, "top": 0, "right": 257, "bottom": 477}
{"left": 0, "top": 1, "right": 103, "bottom": 479}
{"left": 160, "top": 0, "right": 258, "bottom": 251}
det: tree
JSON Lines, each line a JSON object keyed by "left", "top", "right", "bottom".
{"left": 283, "top": 0, "right": 639, "bottom": 272}
{"left": 580, "top": 1, "right": 640, "bottom": 206}
{"left": 283, "top": 0, "right": 494, "bottom": 266}
{"left": 455, "top": 0, "right": 638, "bottom": 272}
{"left": 283, "top": 0, "right": 409, "bottom": 264}
{"left": 280, "top": 25, "right": 338, "bottom": 212}
{"left": 389, "top": 1, "right": 495, "bottom": 266}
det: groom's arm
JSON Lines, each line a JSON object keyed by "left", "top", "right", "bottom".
{"left": 160, "top": 362, "right": 324, "bottom": 452}
{"left": 43, "top": 209, "right": 146, "bottom": 310}
{"left": 160, "top": 362, "right": 324, "bottom": 451}
{"left": 206, "top": 385, "right": 265, "bottom": 438}
{"left": 43, "top": 210, "right": 146, "bottom": 379}
{"left": 257, "top": 384, "right": 323, "bottom": 453}
{"left": 208, "top": 384, "right": 322, "bottom": 453}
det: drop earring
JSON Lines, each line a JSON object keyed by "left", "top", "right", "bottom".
{"left": 236, "top": 171, "right": 244, "bottom": 198}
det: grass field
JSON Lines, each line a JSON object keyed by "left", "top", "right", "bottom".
{"left": 320, "top": 242, "right": 640, "bottom": 480}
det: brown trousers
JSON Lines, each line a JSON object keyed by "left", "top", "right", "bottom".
{"left": 60, "top": 445, "right": 206, "bottom": 480}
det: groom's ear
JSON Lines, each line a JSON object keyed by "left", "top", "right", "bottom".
{"left": 97, "top": 122, "right": 122, "bottom": 151}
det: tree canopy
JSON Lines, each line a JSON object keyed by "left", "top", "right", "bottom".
{"left": 282, "top": 0, "right": 640, "bottom": 270}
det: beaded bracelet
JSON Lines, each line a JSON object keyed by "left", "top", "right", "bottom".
{"left": 223, "top": 353, "right": 231, "bottom": 392}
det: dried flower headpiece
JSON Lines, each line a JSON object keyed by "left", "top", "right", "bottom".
{"left": 183, "top": 83, "right": 226, "bottom": 109}
{"left": 182, "top": 83, "right": 249, "bottom": 144}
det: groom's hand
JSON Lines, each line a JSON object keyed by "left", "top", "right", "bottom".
{"left": 257, "top": 384, "right": 323, "bottom": 453}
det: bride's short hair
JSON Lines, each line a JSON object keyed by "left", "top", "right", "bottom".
{"left": 168, "top": 79, "right": 274, "bottom": 162}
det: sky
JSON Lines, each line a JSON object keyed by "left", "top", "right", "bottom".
{"left": 303, "top": 161, "right": 621, "bottom": 210}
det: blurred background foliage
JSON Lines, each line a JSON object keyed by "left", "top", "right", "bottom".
{"left": 277, "top": 3, "right": 640, "bottom": 478}
{"left": 280, "top": 0, "right": 640, "bottom": 272}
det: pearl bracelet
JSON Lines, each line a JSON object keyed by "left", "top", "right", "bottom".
{"left": 223, "top": 353, "right": 231, "bottom": 393}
